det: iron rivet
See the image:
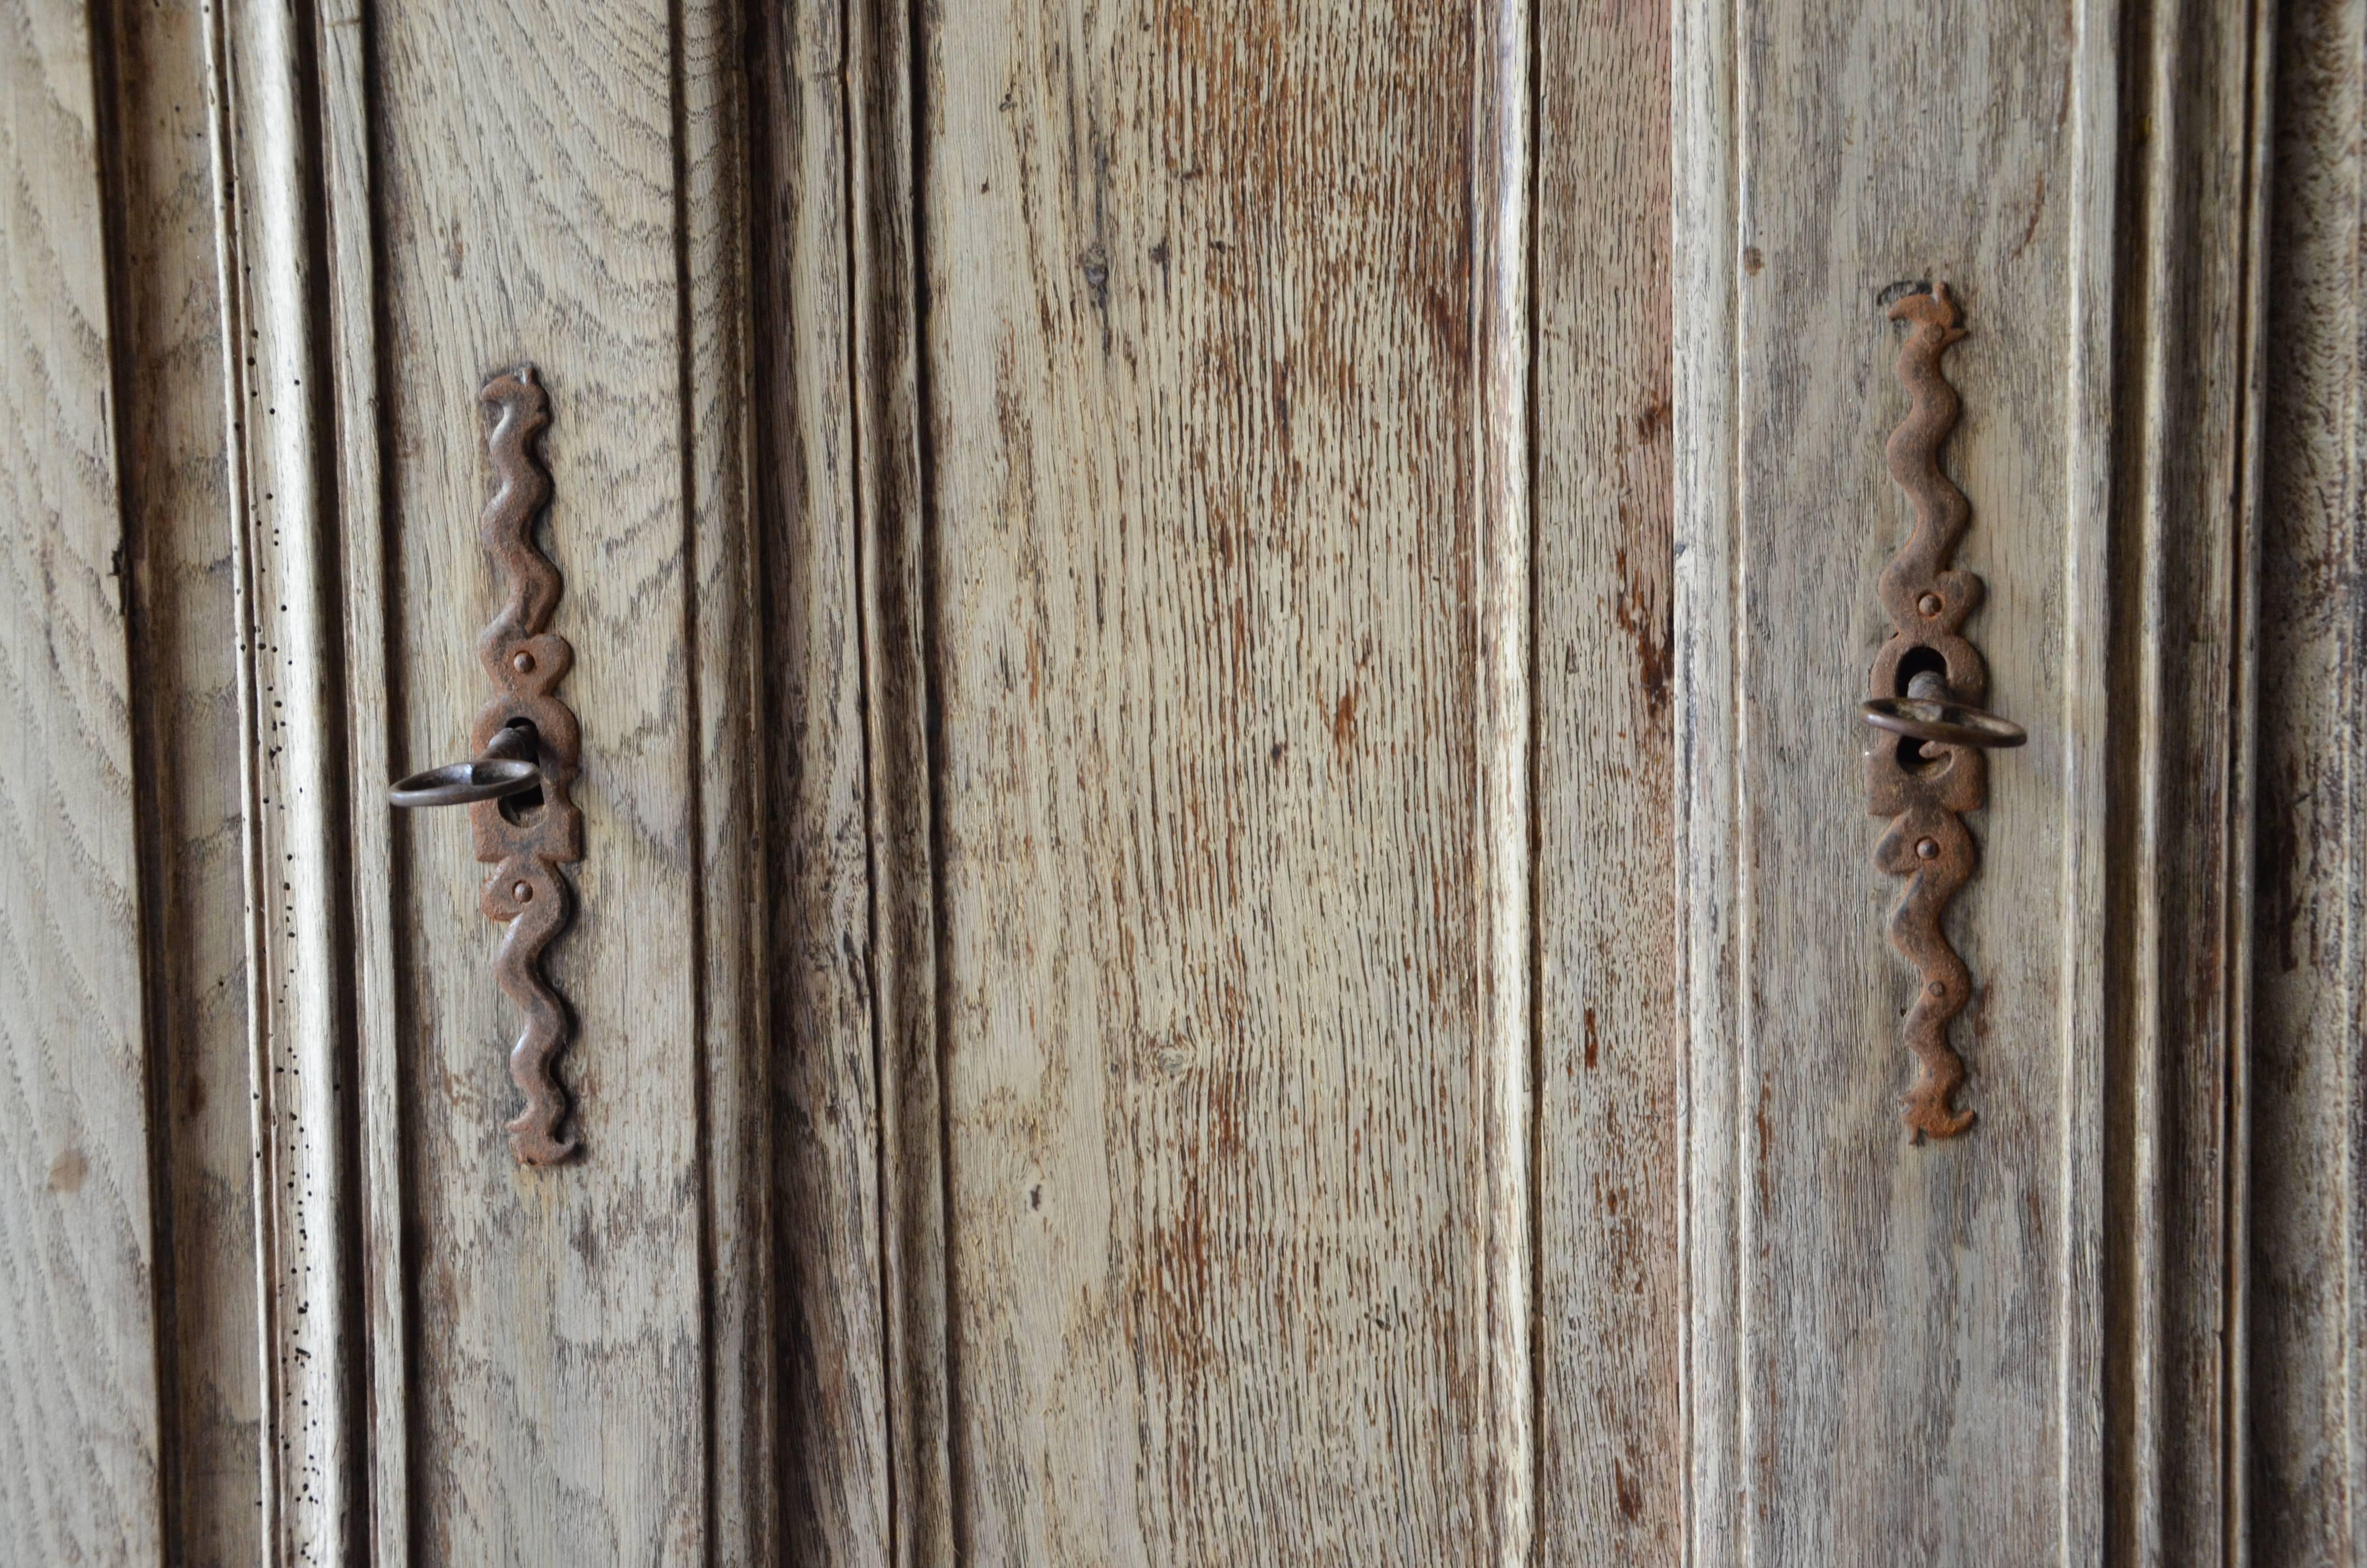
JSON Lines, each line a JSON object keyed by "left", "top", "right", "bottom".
{"left": 1916, "top": 837, "right": 1940, "bottom": 860}
{"left": 1917, "top": 592, "right": 1943, "bottom": 616}
{"left": 513, "top": 650, "right": 535, "bottom": 673}
{"left": 1927, "top": 980, "right": 1945, "bottom": 996}
{"left": 513, "top": 880, "right": 533, "bottom": 903}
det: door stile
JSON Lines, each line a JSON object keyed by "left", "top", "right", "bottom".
{"left": 205, "top": 0, "right": 794, "bottom": 1555}
{"left": 330, "top": 0, "right": 780, "bottom": 1554}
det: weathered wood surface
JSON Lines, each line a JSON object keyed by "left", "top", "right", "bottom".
{"left": 1677, "top": 0, "right": 2273, "bottom": 1560}
{"left": 847, "top": 0, "right": 959, "bottom": 1559}
{"left": 310, "top": 0, "right": 410, "bottom": 1551}
{"left": 748, "top": 0, "right": 894, "bottom": 1563}
{"left": 103, "top": 0, "right": 265, "bottom": 1558}
{"left": 2251, "top": 0, "right": 2367, "bottom": 1554}
{"left": 1474, "top": 0, "right": 1535, "bottom": 1559}
{"left": 748, "top": 0, "right": 896, "bottom": 1559}
{"left": 355, "top": 0, "right": 768, "bottom": 1558}
{"left": 2104, "top": 3, "right": 2271, "bottom": 1557}
{"left": 10, "top": 0, "right": 2345, "bottom": 1560}
{"left": 0, "top": 0, "right": 164, "bottom": 1558}
{"left": 212, "top": 0, "right": 362, "bottom": 1551}
{"left": 1534, "top": 0, "right": 1680, "bottom": 1558}
{"left": 906, "top": 0, "right": 1527, "bottom": 1559}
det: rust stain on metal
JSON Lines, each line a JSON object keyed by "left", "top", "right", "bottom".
{"left": 470, "top": 365, "right": 584, "bottom": 1165}
{"left": 1864, "top": 285, "right": 2022, "bottom": 1141}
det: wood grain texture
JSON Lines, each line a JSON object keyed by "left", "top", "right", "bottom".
{"left": 1474, "top": 2, "right": 1534, "bottom": 1562}
{"left": 13, "top": 1, "right": 2331, "bottom": 1559}
{"left": 1675, "top": 0, "right": 2166, "bottom": 1557}
{"left": 1669, "top": 0, "right": 1745, "bottom": 1550}
{"left": 210, "top": 0, "right": 363, "bottom": 1551}
{"left": 2104, "top": 0, "right": 2272, "bottom": 1555}
{"left": 0, "top": 0, "right": 166, "bottom": 1558}
{"left": 680, "top": 0, "right": 775, "bottom": 1558}
{"left": 101, "top": 0, "right": 267, "bottom": 1557}
{"left": 1532, "top": 0, "right": 1680, "bottom": 1557}
{"left": 2249, "top": 0, "right": 2367, "bottom": 1555}
{"left": 848, "top": 0, "right": 958, "bottom": 1560}
{"left": 311, "top": 0, "right": 409, "bottom": 1552}
{"left": 2056, "top": 5, "right": 2120, "bottom": 1554}
{"left": 910, "top": 1, "right": 1509, "bottom": 1558}
{"left": 360, "top": 0, "right": 760, "bottom": 1556}
{"left": 747, "top": 0, "right": 896, "bottom": 1559}
{"left": 1678, "top": 0, "right": 2274, "bottom": 1558}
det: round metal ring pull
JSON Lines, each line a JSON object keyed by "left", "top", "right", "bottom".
{"left": 1859, "top": 695, "right": 2027, "bottom": 750}
{"left": 388, "top": 725, "right": 544, "bottom": 808}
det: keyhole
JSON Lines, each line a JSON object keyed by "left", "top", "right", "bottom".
{"left": 498, "top": 719, "right": 547, "bottom": 825}
{"left": 1892, "top": 647, "right": 1951, "bottom": 769}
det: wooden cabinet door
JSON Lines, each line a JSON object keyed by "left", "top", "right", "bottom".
{"left": 3, "top": 0, "right": 2359, "bottom": 1563}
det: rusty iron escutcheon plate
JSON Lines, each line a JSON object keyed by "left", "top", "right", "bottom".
{"left": 470, "top": 366, "right": 584, "bottom": 1164}
{"left": 1865, "top": 284, "right": 2012, "bottom": 1142}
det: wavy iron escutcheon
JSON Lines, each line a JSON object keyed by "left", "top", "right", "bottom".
{"left": 1863, "top": 285, "right": 2024, "bottom": 1141}
{"left": 389, "top": 365, "right": 583, "bottom": 1165}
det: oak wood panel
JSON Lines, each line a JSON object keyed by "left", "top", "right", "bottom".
{"left": 1676, "top": 0, "right": 2128, "bottom": 1557}
{"left": 2250, "top": 0, "right": 2367, "bottom": 1553}
{"left": 913, "top": 2, "right": 1513, "bottom": 1558}
{"left": 102, "top": 0, "right": 266, "bottom": 1557}
{"left": 366, "top": 0, "right": 752, "bottom": 1556}
{"left": 747, "top": 0, "right": 896, "bottom": 1559}
{"left": 1533, "top": 0, "right": 1681, "bottom": 1557}
{"left": 0, "top": 0, "right": 165, "bottom": 1558}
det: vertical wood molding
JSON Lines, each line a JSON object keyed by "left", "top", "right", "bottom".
{"left": 99, "top": 0, "right": 269, "bottom": 1557}
{"left": 1670, "top": 0, "right": 1741, "bottom": 1554}
{"left": 306, "top": 0, "right": 404, "bottom": 1555}
{"left": 1474, "top": 0, "right": 1535, "bottom": 1561}
{"left": 746, "top": 0, "right": 895, "bottom": 1557}
{"left": 2055, "top": 0, "right": 2118, "bottom": 1555}
{"left": 677, "top": 0, "right": 779, "bottom": 1556}
{"left": 0, "top": 0, "right": 168, "bottom": 1558}
{"left": 203, "top": 0, "right": 358, "bottom": 1555}
{"left": 2250, "top": 0, "right": 2366, "bottom": 1556}
{"left": 2105, "top": 0, "right": 2272, "bottom": 1554}
{"left": 847, "top": 0, "right": 954, "bottom": 1560}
